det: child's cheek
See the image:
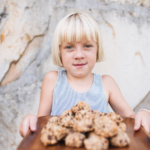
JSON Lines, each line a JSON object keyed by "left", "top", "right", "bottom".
{"left": 61, "top": 53, "right": 73, "bottom": 66}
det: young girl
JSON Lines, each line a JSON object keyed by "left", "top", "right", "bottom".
{"left": 19, "top": 12, "right": 150, "bottom": 137}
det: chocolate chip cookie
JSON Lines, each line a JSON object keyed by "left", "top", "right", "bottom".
{"left": 84, "top": 133, "right": 109, "bottom": 150}
{"left": 110, "top": 130, "right": 130, "bottom": 147}
{"left": 117, "top": 122, "right": 126, "bottom": 132}
{"left": 75, "top": 110, "right": 94, "bottom": 120}
{"left": 91, "top": 110, "right": 101, "bottom": 118}
{"left": 48, "top": 116, "right": 61, "bottom": 125}
{"left": 73, "top": 118, "right": 94, "bottom": 132}
{"left": 71, "top": 101, "right": 91, "bottom": 113}
{"left": 94, "top": 116, "right": 118, "bottom": 138}
{"left": 60, "top": 116, "right": 75, "bottom": 127}
{"left": 60, "top": 110, "right": 73, "bottom": 118}
{"left": 60, "top": 109, "right": 75, "bottom": 127}
{"left": 65, "top": 132, "right": 86, "bottom": 148}
{"left": 41, "top": 124, "right": 69, "bottom": 146}
{"left": 108, "top": 112, "right": 123, "bottom": 123}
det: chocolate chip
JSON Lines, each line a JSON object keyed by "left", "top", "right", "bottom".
{"left": 48, "top": 135, "right": 52, "bottom": 140}
{"left": 120, "top": 140, "right": 122, "bottom": 143}
{"left": 70, "top": 130, "right": 74, "bottom": 134}
{"left": 87, "top": 125, "right": 92, "bottom": 128}
{"left": 104, "top": 113, "right": 107, "bottom": 116}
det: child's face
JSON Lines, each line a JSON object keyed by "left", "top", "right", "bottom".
{"left": 60, "top": 39, "right": 97, "bottom": 77}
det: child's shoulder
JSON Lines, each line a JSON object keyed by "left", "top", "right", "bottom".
{"left": 101, "top": 75, "right": 115, "bottom": 84}
{"left": 101, "top": 75, "right": 119, "bottom": 102}
{"left": 43, "top": 71, "right": 58, "bottom": 88}
{"left": 44, "top": 71, "right": 58, "bottom": 80}
{"left": 101, "top": 75, "right": 117, "bottom": 92}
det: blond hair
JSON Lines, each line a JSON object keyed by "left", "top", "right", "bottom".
{"left": 52, "top": 12, "right": 104, "bottom": 66}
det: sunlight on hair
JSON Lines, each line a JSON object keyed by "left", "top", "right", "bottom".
{"left": 59, "top": 13, "right": 98, "bottom": 44}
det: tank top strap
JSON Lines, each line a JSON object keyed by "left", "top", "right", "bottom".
{"left": 94, "top": 73, "right": 105, "bottom": 94}
{"left": 51, "top": 70, "right": 109, "bottom": 116}
{"left": 54, "top": 70, "right": 67, "bottom": 93}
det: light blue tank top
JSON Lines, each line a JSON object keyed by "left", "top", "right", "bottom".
{"left": 51, "top": 70, "right": 109, "bottom": 116}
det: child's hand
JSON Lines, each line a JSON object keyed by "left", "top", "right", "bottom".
{"left": 19, "top": 114, "right": 37, "bottom": 137}
{"left": 134, "top": 110, "right": 150, "bottom": 134}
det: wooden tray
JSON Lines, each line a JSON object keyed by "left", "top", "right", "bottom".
{"left": 18, "top": 116, "right": 150, "bottom": 150}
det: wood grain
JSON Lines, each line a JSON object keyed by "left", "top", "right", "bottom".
{"left": 17, "top": 116, "right": 150, "bottom": 150}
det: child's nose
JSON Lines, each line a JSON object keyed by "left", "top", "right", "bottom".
{"left": 74, "top": 47, "right": 84, "bottom": 59}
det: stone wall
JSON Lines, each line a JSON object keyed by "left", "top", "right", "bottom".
{"left": 0, "top": 0, "right": 150, "bottom": 150}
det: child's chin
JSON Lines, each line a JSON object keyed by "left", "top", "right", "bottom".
{"left": 73, "top": 72, "right": 87, "bottom": 78}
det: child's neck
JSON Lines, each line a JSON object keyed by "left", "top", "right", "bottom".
{"left": 66, "top": 72, "right": 94, "bottom": 93}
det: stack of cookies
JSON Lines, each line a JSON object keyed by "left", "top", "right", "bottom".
{"left": 41, "top": 101, "right": 130, "bottom": 150}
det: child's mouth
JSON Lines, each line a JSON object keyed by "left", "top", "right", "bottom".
{"left": 73, "top": 63, "right": 87, "bottom": 68}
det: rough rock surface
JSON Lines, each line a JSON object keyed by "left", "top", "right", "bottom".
{"left": 0, "top": 0, "right": 150, "bottom": 150}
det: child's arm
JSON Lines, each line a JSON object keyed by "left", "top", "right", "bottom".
{"left": 102, "top": 75, "right": 135, "bottom": 117}
{"left": 37, "top": 71, "right": 58, "bottom": 117}
{"left": 102, "top": 75, "right": 150, "bottom": 134}
{"left": 19, "top": 71, "right": 58, "bottom": 137}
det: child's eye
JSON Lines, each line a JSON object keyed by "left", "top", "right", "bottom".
{"left": 66, "top": 46, "right": 73, "bottom": 49}
{"left": 84, "top": 45, "right": 92, "bottom": 48}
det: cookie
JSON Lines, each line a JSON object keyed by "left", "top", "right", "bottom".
{"left": 110, "top": 130, "right": 130, "bottom": 147}
{"left": 65, "top": 132, "right": 85, "bottom": 148}
{"left": 60, "top": 110, "right": 73, "bottom": 118}
{"left": 41, "top": 131, "right": 58, "bottom": 146}
{"left": 94, "top": 112, "right": 109, "bottom": 119}
{"left": 41, "top": 124, "right": 68, "bottom": 146}
{"left": 71, "top": 101, "right": 91, "bottom": 113}
{"left": 108, "top": 112, "right": 123, "bottom": 123}
{"left": 94, "top": 116, "right": 118, "bottom": 138}
{"left": 61, "top": 116, "right": 75, "bottom": 127}
{"left": 75, "top": 110, "right": 94, "bottom": 120}
{"left": 61, "top": 128, "right": 74, "bottom": 141}
{"left": 47, "top": 116, "right": 61, "bottom": 125}
{"left": 84, "top": 133, "right": 109, "bottom": 150}
{"left": 100, "top": 112, "right": 109, "bottom": 116}
{"left": 73, "top": 118, "right": 94, "bottom": 132}
{"left": 60, "top": 109, "right": 75, "bottom": 127}
{"left": 91, "top": 110, "right": 101, "bottom": 118}
{"left": 117, "top": 122, "right": 126, "bottom": 132}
